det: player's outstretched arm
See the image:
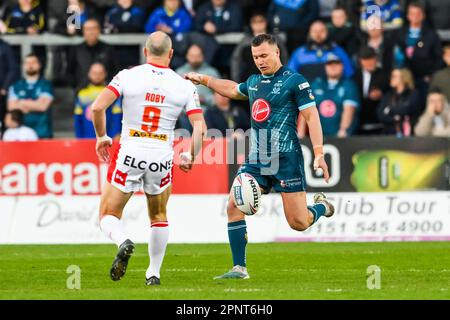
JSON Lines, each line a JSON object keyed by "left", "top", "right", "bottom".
{"left": 91, "top": 88, "right": 118, "bottom": 162}
{"left": 184, "top": 72, "right": 247, "bottom": 101}
{"left": 301, "top": 106, "right": 330, "bottom": 183}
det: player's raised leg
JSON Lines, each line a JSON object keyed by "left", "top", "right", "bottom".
{"left": 99, "top": 182, "right": 135, "bottom": 281}
{"left": 281, "top": 191, "right": 334, "bottom": 231}
{"left": 145, "top": 186, "right": 172, "bottom": 285}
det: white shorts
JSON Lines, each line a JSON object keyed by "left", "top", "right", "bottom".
{"left": 107, "top": 142, "right": 173, "bottom": 195}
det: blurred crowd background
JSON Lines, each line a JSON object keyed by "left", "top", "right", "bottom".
{"left": 1, "top": 0, "right": 450, "bottom": 142}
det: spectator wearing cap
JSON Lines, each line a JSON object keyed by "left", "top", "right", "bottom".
{"left": 288, "top": 20, "right": 354, "bottom": 82}
{"left": 267, "top": 0, "right": 319, "bottom": 52}
{"left": 230, "top": 12, "right": 288, "bottom": 84}
{"left": 353, "top": 46, "right": 390, "bottom": 134}
{"left": 429, "top": 45, "right": 450, "bottom": 102}
{"left": 377, "top": 68, "right": 422, "bottom": 136}
{"left": 306, "top": 53, "right": 360, "bottom": 137}
{"left": 2, "top": 109, "right": 38, "bottom": 141}
{"left": 395, "top": 1, "right": 442, "bottom": 105}
{"left": 7, "top": 54, "right": 54, "bottom": 139}
{"left": 360, "top": 0, "right": 403, "bottom": 32}
{"left": 414, "top": 91, "right": 450, "bottom": 137}
{"left": 145, "top": 0, "right": 192, "bottom": 35}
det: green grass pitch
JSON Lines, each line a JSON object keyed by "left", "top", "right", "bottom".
{"left": 0, "top": 242, "right": 449, "bottom": 300}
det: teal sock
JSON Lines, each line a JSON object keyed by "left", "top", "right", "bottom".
{"left": 228, "top": 220, "right": 247, "bottom": 267}
{"left": 308, "top": 203, "right": 327, "bottom": 224}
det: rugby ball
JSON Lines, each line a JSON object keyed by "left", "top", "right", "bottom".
{"left": 231, "top": 173, "right": 262, "bottom": 216}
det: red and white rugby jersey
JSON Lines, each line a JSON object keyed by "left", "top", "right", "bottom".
{"left": 107, "top": 63, "right": 202, "bottom": 148}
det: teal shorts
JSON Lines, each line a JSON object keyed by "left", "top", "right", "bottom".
{"left": 237, "top": 152, "right": 306, "bottom": 193}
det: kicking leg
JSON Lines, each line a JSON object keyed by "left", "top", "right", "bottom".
{"left": 214, "top": 184, "right": 272, "bottom": 280}
{"left": 281, "top": 191, "right": 334, "bottom": 231}
{"left": 145, "top": 186, "right": 171, "bottom": 286}
{"left": 99, "top": 182, "right": 135, "bottom": 281}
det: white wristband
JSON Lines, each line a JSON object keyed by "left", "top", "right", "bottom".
{"left": 97, "top": 135, "right": 112, "bottom": 144}
{"left": 180, "top": 151, "right": 193, "bottom": 162}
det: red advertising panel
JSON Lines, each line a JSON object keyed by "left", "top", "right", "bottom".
{"left": 0, "top": 139, "right": 229, "bottom": 196}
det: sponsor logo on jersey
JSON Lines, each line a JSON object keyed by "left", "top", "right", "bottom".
{"left": 123, "top": 156, "right": 173, "bottom": 172}
{"left": 280, "top": 178, "right": 303, "bottom": 188}
{"left": 298, "top": 82, "right": 310, "bottom": 90}
{"left": 114, "top": 169, "right": 128, "bottom": 186}
{"left": 129, "top": 129, "right": 168, "bottom": 141}
{"left": 252, "top": 99, "right": 271, "bottom": 122}
{"left": 319, "top": 100, "right": 337, "bottom": 118}
{"left": 261, "top": 79, "right": 271, "bottom": 83}
{"left": 271, "top": 82, "right": 283, "bottom": 95}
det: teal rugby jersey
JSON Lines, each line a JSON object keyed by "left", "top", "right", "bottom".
{"left": 237, "top": 66, "right": 316, "bottom": 157}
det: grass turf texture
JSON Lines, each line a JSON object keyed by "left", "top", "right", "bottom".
{"left": 0, "top": 242, "right": 449, "bottom": 300}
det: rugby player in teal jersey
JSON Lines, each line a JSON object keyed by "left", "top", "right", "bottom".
{"left": 185, "top": 34, "right": 335, "bottom": 279}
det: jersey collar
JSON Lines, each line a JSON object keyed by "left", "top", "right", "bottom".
{"left": 261, "top": 65, "right": 285, "bottom": 78}
{"left": 148, "top": 62, "right": 170, "bottom": 69}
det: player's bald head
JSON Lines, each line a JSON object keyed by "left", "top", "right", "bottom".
{"left": 146, "top": 31, "right": 172, "bottom": 57}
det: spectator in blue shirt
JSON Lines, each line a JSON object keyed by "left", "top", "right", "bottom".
{"left": 194, "top": 0, "right": 243, "bottom": 35}
{"left": 104, "top": 0, "right": 146, "bottom": 33}
{"left": 267, "top": 0, "right": 319, "bottom": 52}
{"left": 145, "top": 0, "right": 192, "bottom": 35}
{"left": 360, "top": 0, "right": 403, "bottom": 31}
{"left": 268, "top": 0, "right": 319, "bottom": 32}
{"left": 305, "top": 53, "right": 360, "bottom": 137}
{"left": 7, "top": 54, "right": 54, "bottom": 138}
{"left": 288, "top": 20, "right": 354, "bottom": 82}
{"left": 74, "top": 63, "right": 122, "bottom": 139}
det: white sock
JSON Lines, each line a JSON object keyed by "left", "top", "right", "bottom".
{"left": 146, "top": 221, "right": 169, "bottom": 279}
{"left": 100, "top": 215, "right": 128, "bottom": 247}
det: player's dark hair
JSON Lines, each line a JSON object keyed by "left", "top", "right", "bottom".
{"left": 251, "top": 34, "right": 278, "bottom": 47}
{"left": 8, "top": 110, "right": 24, "bottom": 126}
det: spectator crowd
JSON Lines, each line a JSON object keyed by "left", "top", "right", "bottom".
{"left": 1, "top": 0, "right": 450, "bottom": 141}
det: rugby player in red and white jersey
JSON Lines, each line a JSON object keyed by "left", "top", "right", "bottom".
{"left": 91, "top": 31, "right": 206, "bottom": 285}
